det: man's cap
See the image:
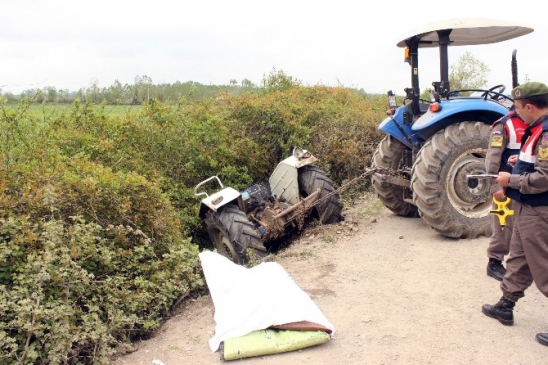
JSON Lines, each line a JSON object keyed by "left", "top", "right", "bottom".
{"left": 512, "top": 82, "right": 548, "bottom": 100}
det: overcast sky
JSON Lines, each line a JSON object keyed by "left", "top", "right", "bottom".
{"left": 1, "top": 0, "right": 546, "bottom": 96}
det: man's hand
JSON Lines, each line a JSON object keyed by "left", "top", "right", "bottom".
{"left": 495, "top": 172, "right": 511, "bottom": 187}
{"left": 508, "top": 155, "right": 518, "bottom": 167}
{"left": 493, "top": 189, "right": 506, "bottom": 201}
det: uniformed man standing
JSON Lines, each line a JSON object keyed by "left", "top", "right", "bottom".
{"left": 484, "top": 111, "right": 526, "bottom": 280}
{"left": 482, "top": 81, "right": 548, "bottom": 346}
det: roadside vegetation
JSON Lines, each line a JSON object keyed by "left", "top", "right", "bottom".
{"left": 0, "top": 70, "right": 386, "bottom": 364}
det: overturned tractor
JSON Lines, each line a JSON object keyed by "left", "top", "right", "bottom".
{"left": 195, "top": 148, "right": 343, "bottom": 264}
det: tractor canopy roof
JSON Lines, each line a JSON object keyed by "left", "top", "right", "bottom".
{"left": 397, "top": 18, "right": 533, "bottom": 48}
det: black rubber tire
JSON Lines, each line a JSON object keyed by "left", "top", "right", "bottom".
{"left": 371, "top": 135, "right": 419, "bottom": 217}
{"left": 204, "top": 205, "right": 264, "bottom": 264}
{"left": 298, "top": 165, "right": 344, "bottom": 224}
{"left": 411, "top": 121, "right": 492, "bottom": 238}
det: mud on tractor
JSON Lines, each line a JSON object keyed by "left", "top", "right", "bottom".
{"left": 372, "top": 19, "right": 533, "bottom": 238}
{"left": 195, "top": 148, "right": 344, "bottom": 264}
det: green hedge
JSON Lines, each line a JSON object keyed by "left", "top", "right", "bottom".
{"left": 0, "top": 159, "right": 202, "bottom": 364}
{"left": 223, "top": 86, "right": 385, "bottom": 184}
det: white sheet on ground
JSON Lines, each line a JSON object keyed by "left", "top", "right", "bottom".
{"left": 199, "top": 251, "right": 335, "bottom": 352}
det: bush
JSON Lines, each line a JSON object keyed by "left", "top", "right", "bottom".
{"left": 222, "top": 85, "right": 386, "bottom": 185}
{"left": 0, "top": 158, "right": 202, "bottom": 364}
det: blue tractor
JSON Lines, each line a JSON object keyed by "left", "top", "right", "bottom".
{"left": 371, "top": 19, "right": 533, "bottom": 238}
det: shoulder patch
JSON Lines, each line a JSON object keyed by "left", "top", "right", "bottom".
{"left": 541, "top": 134, "right": 548, "bottom": 145}
{"left": 538, "top": 146, "right": 548, "bottom": 161}
{"left": 490, "top": 135, "right": 503, "bottom": 147}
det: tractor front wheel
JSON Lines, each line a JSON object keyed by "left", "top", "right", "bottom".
{"left": 204, "top": 205, "right": 265, "bottom": 264}
{"left": 371, "top": 135, "right": 418, "bottom": 217}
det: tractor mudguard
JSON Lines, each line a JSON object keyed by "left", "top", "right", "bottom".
{"left": 195, "top": 176, "right": 242, "bottom": 218}
{"left": 198, "top": 187, "right": 240, "bottom": 215}
{"left": 378, "top": 107, "right": 419, "bottom": 149}
{"left": 269, "top": 150, "right": 317, "bottom": 205}
{"left": 411, "top": 99, "right": 508, "bottom": 140}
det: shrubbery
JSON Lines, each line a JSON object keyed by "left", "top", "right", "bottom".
{"left": 223, "top": 85, "right": 385, "bottom": 184}
{"left": 0, "top": 77, "right": 387, "bottom": 364}
{"left": 1, "top": 158, "right": 202, "bottom": 364}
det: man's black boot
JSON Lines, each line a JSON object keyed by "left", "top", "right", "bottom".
{"left": 487, "top": 258, "right": 506, "bottom": 281}
{"left": 482, "top": 297, "right": 514, "bottom": 326}
{"left": 536, "top": 333, "right": 548, "bottom": 346}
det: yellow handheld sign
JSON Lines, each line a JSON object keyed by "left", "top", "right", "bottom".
{"left": 490, "top": 197, "right": 514, "bottom": 227}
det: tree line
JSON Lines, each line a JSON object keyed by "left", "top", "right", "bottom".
{"left": 0, "top": 75, "right": 259, "bottom": 105}
{"left": 0, "top": 73, "right": 370, "bottom": 105}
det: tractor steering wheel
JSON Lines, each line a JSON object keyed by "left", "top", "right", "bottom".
{"left": 481, "top": 84, "right": 506, "bottom": 100}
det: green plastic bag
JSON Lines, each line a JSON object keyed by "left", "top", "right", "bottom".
{"left": 221, "top": 329, "right": 331, "bottom": 361}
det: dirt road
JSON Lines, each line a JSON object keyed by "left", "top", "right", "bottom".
{"left": 113, "top": 193, "right": 548, "bottom": 365}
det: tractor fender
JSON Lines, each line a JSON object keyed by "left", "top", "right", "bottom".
{"left": 198, "top": 187, "right": 241, "bottom": 218}
{"left": 269, "top": 154, "right": 317, "bottom": 205}
{"left": 411, "top": 99, "right": 509, "bottom": 140}
{"left": 378, "top": 107, "right": 418, "bottom": 149}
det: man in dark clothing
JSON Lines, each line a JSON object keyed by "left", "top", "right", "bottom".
{"left": 484, "top": 111, "right": 526, "bottom": 280}
{"left": 482, "top": 81, "right": 548, "bottom": 346}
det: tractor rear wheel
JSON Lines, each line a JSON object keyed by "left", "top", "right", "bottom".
{"left": 204, "top": 205, "right": 265, "bottom": 264}
{"left": 411, "top": 121, "right": 492, "bottom": 238}
{"left": 298, "top": 166, "right": 344, "bottom": 224}
{"left": 371, "top": 135, "right": 418, "bottom": 217}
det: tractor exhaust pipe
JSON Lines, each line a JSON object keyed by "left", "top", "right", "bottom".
{"left": 512, "top": 50, "right": 519, "bottom": 88}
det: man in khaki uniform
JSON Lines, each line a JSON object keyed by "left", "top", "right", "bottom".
{"left": 484, "top": 111, "right": 526, "bottom": 280}
{"left": 482, "top": 81, "right": 548, "bottom": 346}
